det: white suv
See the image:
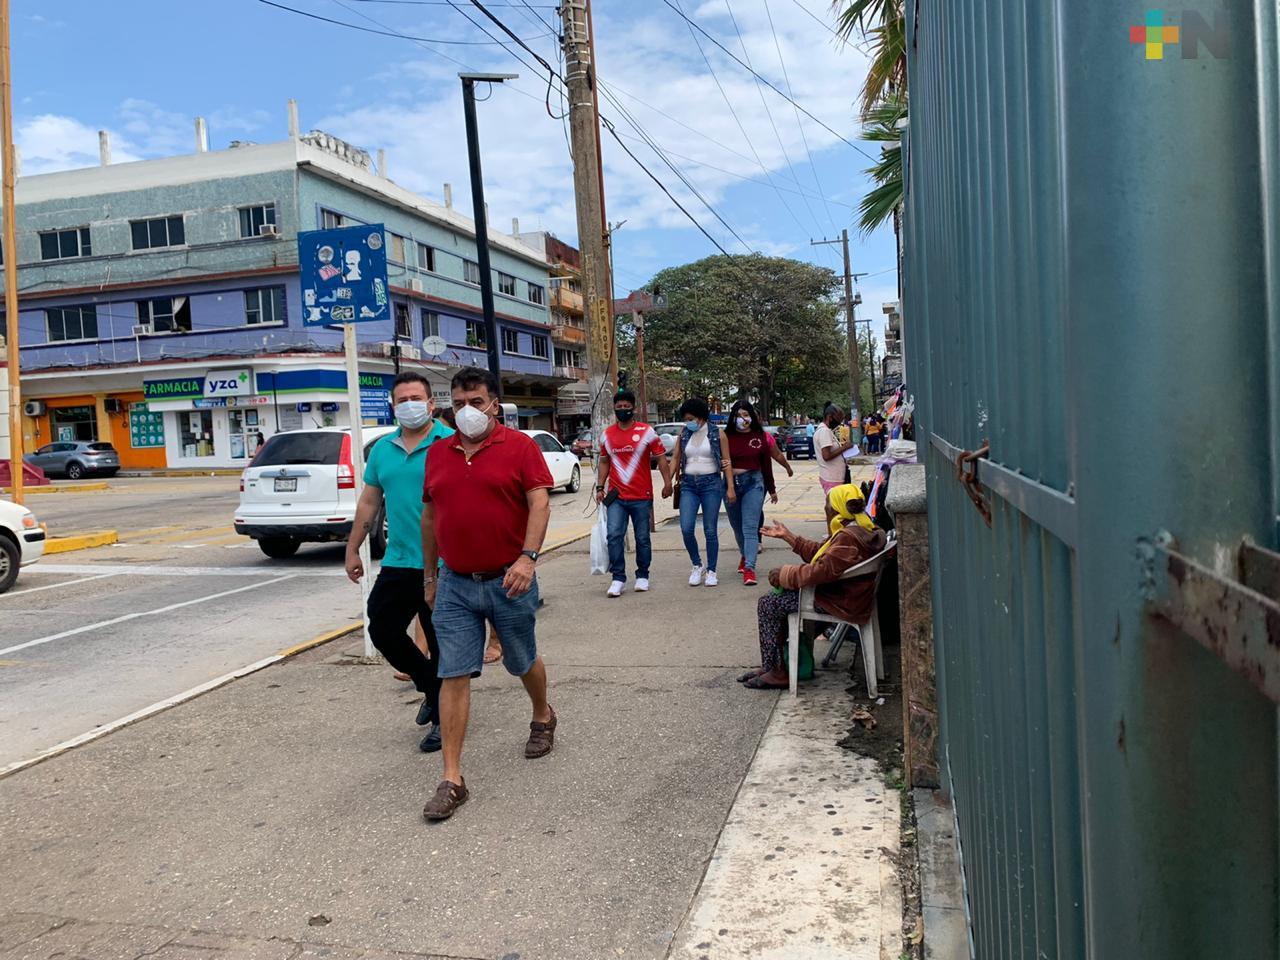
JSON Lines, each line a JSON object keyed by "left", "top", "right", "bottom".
{"left": 234, "top": 426, "right": 393, "bottom": 559}
{"left": 0, "top": 498, "right": 46, "bottom": 593}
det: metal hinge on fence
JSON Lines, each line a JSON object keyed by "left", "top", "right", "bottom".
{"left": 1144, "top": 533, "right": 1280, "bottom": 703}
{"left": 955, "top": 440, "right": 991, "bottom": 527}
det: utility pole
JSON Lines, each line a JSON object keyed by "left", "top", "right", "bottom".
{"left": 634, "top": 310, "right": 647, "bottom": 416}
{"left": 459, "top": 72, "right": 516, "bottom": 395}
{"left": 812, "top": 230, "right": 867, "bottom": 442}
{"left": 562, "top": 0, "right": 614, "bottom": 446}
{"left": 0, "top": 0, "right": 22, "bottom": 503}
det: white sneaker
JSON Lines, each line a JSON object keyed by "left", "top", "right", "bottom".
{"left": 635, "top": 578, "right": 650, "bottom": 592}
{"left": 607, "top": 580, "right": 624, "bottom": 598}
{"left": 688, "top": 566, "right": 704, "bottom": 586}
{"left": 704, "top": 570, "right": 719, "bottom": 587}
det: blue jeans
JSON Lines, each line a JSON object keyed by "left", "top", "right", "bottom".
{"left": 679, "top": 473, "right": 723, "bottom": 571}
{"left": 607, "top": 497, "right": 652, "bottom": 582}
{"left": 725, "top": 470, "right": 766, "bottom": 571}
{"left": 431, "top": 567, "right": 540, "bottom": 679}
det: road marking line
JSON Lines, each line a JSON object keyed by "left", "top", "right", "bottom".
{"left": 0, "top": 573, "right": 117, "bottom": 598}
{"left": 0, "top": 575, "right": 297, "bottom": 657}
{"left": 22, "top": 563, "right": 347, "bottom": 577}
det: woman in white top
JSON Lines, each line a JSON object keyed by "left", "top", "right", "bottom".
{"left": 669, "top": 398, "right": 736, "bottom": 586}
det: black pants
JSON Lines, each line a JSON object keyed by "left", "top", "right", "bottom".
{"left": 367, "top": 566, "right": 440, "bottom": 723}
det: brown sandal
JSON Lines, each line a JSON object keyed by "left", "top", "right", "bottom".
{"left": 422, "top": 778, "right": 468, "bottom": 821}
{"left": 525, "top": 706, "right": 557, "bottom": 758}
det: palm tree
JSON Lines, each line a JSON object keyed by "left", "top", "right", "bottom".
{"left": 857, "top": 92, "right": 905, "bottom": 234}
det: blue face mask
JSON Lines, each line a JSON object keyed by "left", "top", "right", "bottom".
{"left": 394, "top": 400, "right": 431, "bottom": 429}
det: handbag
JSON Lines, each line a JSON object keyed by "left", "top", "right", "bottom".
{"left": 671, "top": 479, "right": 682, "bottom": 508}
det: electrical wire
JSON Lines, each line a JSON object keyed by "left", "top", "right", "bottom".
{"left": 659, "top": 0, "right": 877, "bottom": 161}
{"left": 256, "top": 0, "right": 550, "bottom": 43}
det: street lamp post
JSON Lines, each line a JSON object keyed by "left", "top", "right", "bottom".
{"left": 459, "top": 72, "right": 517, "bottom": 396}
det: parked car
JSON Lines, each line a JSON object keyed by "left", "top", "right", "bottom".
{"left": 24, "top": 441, "right": 120, "bottom": 480}
{"left": 653, "top": 422, "right": 683, "bottom": 456}
{"left": 523, "top": 430, "right": 582, "bottom": 493}
{"left": 781, "top": 425, "right": 816, "bottom": 459}
{"left": 0, "top": 498, "right": 45, "bottom": 593}
{"left": 570, "top": 429, "right": 594, "bottom": 460}
{"left": 234, "top": 426, "right": 395, "bottom": 560}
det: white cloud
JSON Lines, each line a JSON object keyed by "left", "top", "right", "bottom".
{"left": 15, "top": 114, "right": 141, "bottom": 175}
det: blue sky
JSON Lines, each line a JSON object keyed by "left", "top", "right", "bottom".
{"left": 12, "top": 0, "right": 898, "bottom": 337}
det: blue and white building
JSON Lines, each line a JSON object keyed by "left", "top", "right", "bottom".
{"left": 8, "top": 123, "right": 560, "bottom": 469}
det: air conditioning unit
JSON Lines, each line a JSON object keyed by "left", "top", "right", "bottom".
{"left": 378, "top": 342, "right": 398, "bottom": 358}
{"left": 399, "top": 344, "right": 421, "bottom": 361}
{"left": 408, "top": 277, "right": 424, "bottom": 294}
{"left": 23, "top": 400, "right": 45, "bottom": 417}
{"left": 132, "top": 323, "right": 152, "bottom": 336}
{"left": 258, "top": 223, "right": 280, "bottom": 238}
{"left": 104, "top": 398, "right": 124, "bottom": 414}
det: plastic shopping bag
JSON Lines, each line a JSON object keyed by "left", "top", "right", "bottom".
{"left": 589, "top": 505, "right": 609, "bottom": 575}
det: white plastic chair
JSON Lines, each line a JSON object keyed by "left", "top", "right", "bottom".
{"left": 786, "top": 539, "right": 896, "bottom": 698}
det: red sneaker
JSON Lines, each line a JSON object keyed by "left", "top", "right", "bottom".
{"left": 743, "top": 569, "right": 758, "bottom": 586}
{"left": 738, "top": 556, "right": 746, "bottom": 573}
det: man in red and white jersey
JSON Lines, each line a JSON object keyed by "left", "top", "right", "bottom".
{"left": 595, "top": 389, "right": 673, "bottom": 597}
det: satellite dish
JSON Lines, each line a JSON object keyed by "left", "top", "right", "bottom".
{"left": 423, "top": 335, "right": 447, "bottom": 357}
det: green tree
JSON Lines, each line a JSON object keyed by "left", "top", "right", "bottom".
{"left": 637, "top": 255, "right": 847, "bottom": 418}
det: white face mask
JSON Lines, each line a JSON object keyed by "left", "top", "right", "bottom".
{"left": 454, "top": 402, "right": 493, "bottom": 439}
{"left": 394, "top": 400, "right": 431, "bottom": 430}
{"left": 735, "top": 416, "right": 751, "bottom": 431}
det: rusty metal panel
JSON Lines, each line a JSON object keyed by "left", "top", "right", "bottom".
{"left": 904, "top": 0, "right": 1280, "bottom": 955}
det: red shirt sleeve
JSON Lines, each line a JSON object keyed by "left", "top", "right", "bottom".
{"left": 521, "top": 434, "right": 555, "bottom": 490}
{"left": 648, "top": 431, "right": 665, "bottom": 456}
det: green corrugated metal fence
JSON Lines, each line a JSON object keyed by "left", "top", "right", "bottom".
{"left": 903, "top": 0, "right": 1280, "bottom": 956}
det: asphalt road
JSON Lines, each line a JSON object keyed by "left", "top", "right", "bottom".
{"left": 1, "top": 459, "right": 831, "bottom": 772}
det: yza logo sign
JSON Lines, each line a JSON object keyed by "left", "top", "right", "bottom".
{"left": 1129, "top": 9, "right": 1231, "bottom": 60}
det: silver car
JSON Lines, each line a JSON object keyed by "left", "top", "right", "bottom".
{"left": 25, "top": 441, "right": 121, "bottom": 480}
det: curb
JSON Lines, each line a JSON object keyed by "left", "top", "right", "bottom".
{"left": 1, "top": 482, "right": 111, "bottom": 495}
{"left": 0, "top": 623, "right": 362, "bottom": 781}
{"left": 115, "top": 469, "right": 243, "bottom": 478}
{"left": 43, "top": 530, "right": 119, "bottom": 554}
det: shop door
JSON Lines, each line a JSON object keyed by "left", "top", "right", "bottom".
{"left": 178, "top": 410, "right": 215, "bottom": 459}
{"left": 228, "top": 409, "right": 265, "bottom": 461}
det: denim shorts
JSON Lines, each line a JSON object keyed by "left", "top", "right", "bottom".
{"left": 431, "top": 567, "right": 540, "bottom": 679}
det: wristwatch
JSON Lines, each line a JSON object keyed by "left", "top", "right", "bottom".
{"left": 521, "top": 549, "right": 540, "bottom": 562}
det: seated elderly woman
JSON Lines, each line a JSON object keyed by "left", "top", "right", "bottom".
{"left": 739, "top": 484, "right": 888, "bottom": 689}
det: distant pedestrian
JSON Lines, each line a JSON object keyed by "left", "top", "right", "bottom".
{"left": 814, "top": 404, "right": 857, "bottom": 496}
{"left": 595, "top": 389, "right": 672, "bottom": 597}
{"left": 670, "top": 397, "right": 736, "bottom": 587}
{"left": 346, "top": 371, "right": 454, "bottom": 753}
{"left": 420, "top": 367, "right": 556, "bottom": 821}
{"left": 765, "top": 428, "right": 794, "bottom": 478}
{"left": 723, "top": 399, "right": 777, "bottom": 586}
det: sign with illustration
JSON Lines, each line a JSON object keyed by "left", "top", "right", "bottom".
{"left": 298, "top": 224, "right": 389, "bottom": 327}
{"left": 129, "top": 404, "right": 166, "bottom": 448}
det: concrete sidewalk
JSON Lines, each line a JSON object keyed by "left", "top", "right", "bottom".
{"left": 0, "top": 485, "right": 899, "bottom": 960}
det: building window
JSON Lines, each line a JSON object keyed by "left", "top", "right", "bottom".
{"left": 138, "top": 296, "right": 192, "bottom": 333}
{"left": 320, "top": 208, "right": 345, "bottom": 229}
{"left": 40, "top": 227, "right": 92, "bottom": 260}
{"left": 130, "top": 215, "right": 185, "bottom": 250}
{"left": 394, "top": 302, "right": 412, "bottom": 339}
{"left": 463, "top": 259, "right": 481, "bottom": 285}
{"left": 421, "top": 309, "right": 440, "bottom": 339}
{"left": 46, "top": 304, "right": 99, "bottom": 342}
{"left": 244, "top": 287, "right": 286, "bottom": 325}
{"left": 465, "top": 319, "right": 487, "bottom": 349}
{"left": 388, "top": 232, "right": 408, "bottom": 264}
{"left": 497, "top": 272, "right": 516, "bottom": 297}
{"left": 530, "top": 335, "right": 549, "bottom": 360}
{"left": 239, "top": 204, "right": 277, "bottom": 238}
{"left": 502, "top": 328, "right": 520, "bottom": 354}
{"left": 554, "top": 347, "right": 582, "bottom": 367}
{"left": 417, "top": 244, "right": 435, "bottom": 272}
{"left": 528, "top": 284, "right": 544, "bottom": 306}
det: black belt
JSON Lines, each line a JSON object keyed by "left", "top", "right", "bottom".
{"left": 450, "top": 567, "right": 507, "bottom": 581}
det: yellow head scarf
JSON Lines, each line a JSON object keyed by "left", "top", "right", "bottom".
{"left": 812, "top": 483, "right": 875, "bottom": 562}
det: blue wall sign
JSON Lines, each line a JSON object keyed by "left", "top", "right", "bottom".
{"left": 298, "top": 224, "right": 390, "bottom": 327}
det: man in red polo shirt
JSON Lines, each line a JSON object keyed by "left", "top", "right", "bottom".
{"left": 419, "top": 366, "right": 555, "bottom": 821}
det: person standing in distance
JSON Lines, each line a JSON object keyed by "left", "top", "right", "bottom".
{"left": 814, "top": 403, "right": 857, "bottom": 496}
{"left": 346, "top": 371, "right": 454, "bottom": 753}
{"left": 595, "top": 389, "right": 673, "bottom": 597}
{"left": 420, "top": 367, "right": 556, "bottom": 821}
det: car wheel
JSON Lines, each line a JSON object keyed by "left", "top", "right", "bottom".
{"left": 66, "top": 462, "right": 85, "bottom": 480}
{"left": 0, "top": 534, "right": 18, "bottom": 593}
{"left": 258, "top": 537, "right": 301, "bottom": 559}
{"left": 370, "top": 506, "right": 388, "bottom": 561}
{"left": 566, "top": 464, "right": 581, "bottom": 493}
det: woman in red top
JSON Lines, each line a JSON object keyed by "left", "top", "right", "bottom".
{"left": 724, "top": 398, "right": 777, "bottom": 585}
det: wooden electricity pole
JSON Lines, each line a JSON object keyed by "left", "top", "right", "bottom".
{"left": 812, "top": 230, "right": 867, "bottom": 443}
{"left": 561, "top": 0, "right": 614, "bottom": 444}
{"left": 0, "top": 0, "right": 22, "bottom": 503}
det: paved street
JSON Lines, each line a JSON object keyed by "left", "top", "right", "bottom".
{"left": 1, "top": 458, "right": 842, "bottom": 773}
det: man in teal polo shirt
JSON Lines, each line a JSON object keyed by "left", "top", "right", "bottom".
{"left": 346, "top": 371, "right": 453, "bottom": 753}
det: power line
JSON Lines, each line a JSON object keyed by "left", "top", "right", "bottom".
{"left": 345, "top": 0, "right": 555, "bottom": 6}
{"left": 256, "top": 0, "right": 550, "bottom": 43}
{"left": 659, "top": 0, "right": 877, "bottom": 161}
